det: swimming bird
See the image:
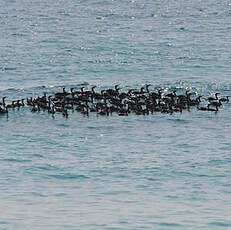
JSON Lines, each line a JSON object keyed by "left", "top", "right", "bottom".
{"left": 189, "top": 95, "right": 203, "bottom": 106}
{"left": 145, "top": 84, "right": 152, "bottom": 93}
{"left": 55, "top": 87, "right": 69, "bottom": 98}
{"left": 149, "top": 89, "right": 162, "bottom": 100}
{"left": 209, "top": 100, "right": 222, "bottom": 107}
{"left": 219, "top": 96, "right": 229, "bottom": 103}
{"left": 207, "top": 93, "right": 220, "bottom": 101}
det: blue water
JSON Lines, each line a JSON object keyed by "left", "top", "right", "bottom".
{"left": 1, "top": 0, "right": 231, "bottom": 229}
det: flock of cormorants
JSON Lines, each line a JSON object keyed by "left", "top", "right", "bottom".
{"left": 0, "top": 85, "right": 229, "bottom": 118}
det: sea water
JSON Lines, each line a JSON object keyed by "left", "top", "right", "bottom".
{"left": 1, "top": 0, "right": 231, "bottom": 229}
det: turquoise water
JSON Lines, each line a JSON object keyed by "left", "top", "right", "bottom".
{"left": 1, "top": 0, "right": 231, "bottom": 229}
